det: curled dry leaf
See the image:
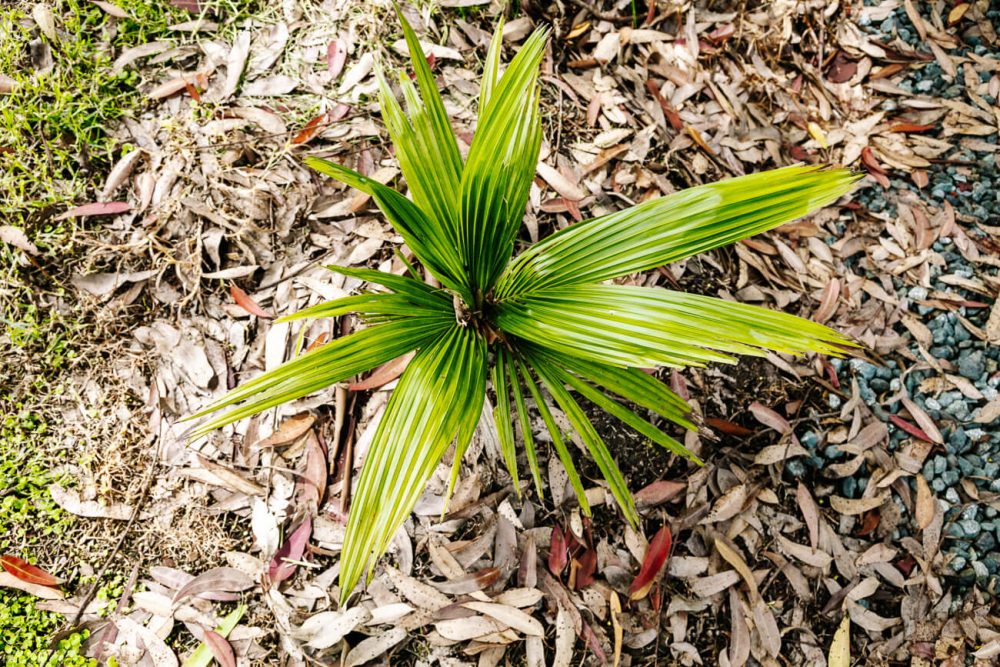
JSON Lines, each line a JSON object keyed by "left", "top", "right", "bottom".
{"left": 628, "top": 524, "right": 671, "bottom": 601}
{"left": 0, "top": 555, "right": 61, "bottom": 587}
{"left": 552, "top": 606, "right": 575, "bottom": 667}
{"left": 49, "top": 484, "right": 134, "bottom": 520}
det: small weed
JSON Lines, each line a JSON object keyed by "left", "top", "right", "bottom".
{"left": 0, "top": 590, "right": 94, "bottom": 667}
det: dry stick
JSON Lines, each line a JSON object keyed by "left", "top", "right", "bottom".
{"left": 40, "top": 463, "right": 157, "bottom": 667}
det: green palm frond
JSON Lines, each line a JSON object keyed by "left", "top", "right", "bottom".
{"left": 340, "top": 325, "right": 485, "bottom": 599}
{"left": 188, "top": 7, "right": 860, "bottom": 609}
{"left": 460, "top": 26, "right": 548, "bottom": 294}
{"left": 496, "top": 166, "right": 860, "bottom": 298}
{"left": 186, "top": 314, "right": 451, "bottom": 439}
{"left": 496, "top": 284, "right": 855, "bottom": 369}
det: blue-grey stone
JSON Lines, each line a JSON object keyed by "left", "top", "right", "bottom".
{"left": 828, "top": 394, "right": 842, "bottom": 409}
{"left": 941, "top": 470, "right": 959, "bottom": 487}
{"left": 950, "top": 555, "right": 967, "bottom": 572}
{"left": 801, "top": 431, "right": 819, "bottom": 448}
{"left": 850, "top": 359, "right": 878, "bottom": 380}
{"left": 787, "top": 459, "right": 806, "bottom": 477}
{"left": 932, "top": 478, "right": 947, "bottom": 493}
{"left": 946, "top": 487, "right": 961, "bottom": 504}
{"left": 959, "top": 350, "right": 986, "bottom": 380}
{"left": 934, "top": 456, "right": 948, "bottom": 475}
{"left": 841, "top": 477, "right": 858, "bottom": 498}
{"left": 824, "top": 445, "right": 844, "bottom": 460}
{"left": 962, "top": 506, "right": 980, "bottom": 521}
{"left": 961, "top": 519, "right": 982, "bottom": 537}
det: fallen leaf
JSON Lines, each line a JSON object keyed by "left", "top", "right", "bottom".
{"left": 628, "top": 524, "right": 671, "bottom": 600}
{"left": 748, "top": 402, "right": 790, "bottom": 434}
{"left": 345, "top": 627, "right": 407, "bottom": 667}
{"left": 230, "top": 284, "right": 273, "bottom": 319}
{"left": 828, "top": 614, "right": 851, "bottom": 666}
{"left": 796, "top": 483, "right": 821, "bottom": 551}
{"left": 256, "top": 413, "right": 315, "bottom": 447}
{"left": 0, "top": 556, "right": 61, "bottom": 587}
{"left": 0, "top": 225, "right": 39, "bottom": 255}
{"left": 548, "top": 524, "right": 568, "bottom": 576}
{"left": 54, "top": 201, "right": 131, "bottom": 220}
{"left": 202, "top": 631, "right": 235, "bottom": 667}
{"left": 268, "top": 517, "right": 312, "bottom": 585}
{"left": 172, "top": 567, "right": 255, "bottom": 605}
{"left": 0, "top": 571, "right": 63, "bottom": 599}
{"left": 348, "top": 352, "right": 414, "bottom": 391}
{"left": 915, "top": 474, "right": 935, "bottom": 530}
{"left": 181, "top": 605, "right": 245, "bottom": 667}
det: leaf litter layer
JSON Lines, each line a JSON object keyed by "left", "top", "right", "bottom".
{"left": 2, "top": 0, "right": 1000, "bottom": 665}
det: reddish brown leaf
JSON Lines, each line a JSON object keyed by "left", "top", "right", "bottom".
{"left": 229, "top": 284, "right": 273, "bottom": 319}
{"left": 268, "top": 516, "right": 312, "bottom": 585}
{"left": 54, "top": 202, "right": 131, "bottom": 220}
{"left": 889, "top": 122, "right": 935, "bottom": 133}
{"left": 0, "top": 556, "right": 61, "bottom": 587}
{"left": 203, "top": 630, "right": 236, "bottom": 667}
{"left": 183, "top": 78, "right": 202, "bottom": 103}
{"left": 297, "top": 432, "right": 328, "bottom": 508}
{"left": 705, "top": 417, "right": 753, "bottom": 437}
{"left": 628, "top": 525, "right": 672, "bottom": 600}
{"left": 327, "top": 40, "right": 347, "bottom": 78}
{"left": 826, "top": 52, "right": 858, "bottom": 83}
{"left": 574, "top": 549, "right": 597, "bottom": 590}
{"left": 706, "top": 23, "right": 735, "bottom": 44}
{"left": 304, "top": 332, "right": 329, "bottom": 353}
{"left": 860, "top": 147, "right": 887, "bottom": 175}
{"left": 348, "top": 352, "right": 414, "bottom": 391}
{"left": 256, "top": 413, "right": 316, "bottom": 448}
{"left": 888, "top": 415, "right": 935, "bottom": 443}
{"left": 871, "top": 63, "right": 904, "bottom": 79}
{"left": 857, "top": 509, "right": 881, "bottom": 537}
{"left": 548, "top": 524, "right": 568, "bottom": 576}
{"left": 291, "top": 114, "right": 327, "bottom": 145}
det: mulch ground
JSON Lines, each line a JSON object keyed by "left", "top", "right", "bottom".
{"left": 3, "top": 0, "right": 1000, "bottom": 665}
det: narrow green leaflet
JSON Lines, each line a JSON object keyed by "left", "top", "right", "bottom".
{"left": 527, "top": 354, "right": 640, "bottom": 526}
{"left": 185, "top": 316, "right": 451, "bottom": 438}
{"left": 491, "top": 347, "right": 521, "bottom": 492}
{"left": 507, "top": 350, "right": 544, "bottom": 499}
{"left": 496, "top": 284, "right": 854, "bottom": 369}
{"left": 497, "top": 166, "right": 860, "bottom": 298}
{"left": 304, "top": 157, "right": 470, "bottom": 300}
{"left": 517, "top": 358, "right": 590, "bottom": 517}
{"left": 459, "top": 27, "right": 548, "bottom": 294}
{"left": 339, "top": 325, "right": 486, "bottom": 602}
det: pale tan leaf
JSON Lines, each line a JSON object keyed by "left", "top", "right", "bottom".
{"left": 915, "top": 474, "right": 935, "bottom": 530}
{"left": 827, "top": 614, "right": 851, "bottom": 667}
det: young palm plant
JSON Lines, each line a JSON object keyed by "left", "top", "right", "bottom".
{"left": 188, "top": 10, "right": 858, "bottom": 603}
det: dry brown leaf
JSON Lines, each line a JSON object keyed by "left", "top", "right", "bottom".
{"left": 796, "top": 482, "right": 821, "bottom": 550}
{"left": 915, "top": 474, "right": 935, "bottom": 530}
